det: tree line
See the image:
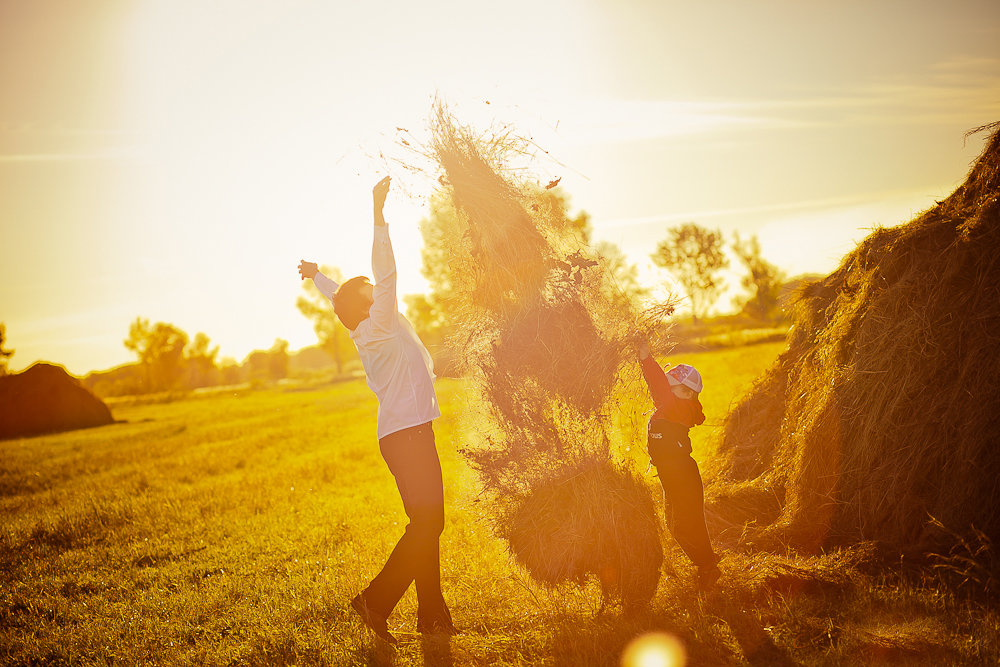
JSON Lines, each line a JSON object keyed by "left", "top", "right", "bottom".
{"left": 80, "top": 322, "right": 294, "bottom": 397}
{"left": 296, "top": 189, "right": 797, "bottom": 378}
{"left": 652, "top": 222, "right": 789, "bottom": 323}
{"left": 1, "top": 189, "right": 798, "bottom": 395}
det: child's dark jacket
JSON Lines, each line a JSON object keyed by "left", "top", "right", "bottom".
{"left": 640, "top": 356, "right": 705, "bottom": 463}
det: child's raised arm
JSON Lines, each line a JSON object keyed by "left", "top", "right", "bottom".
{"left": 638, "top": 341, "right": 671, "bottom": 406}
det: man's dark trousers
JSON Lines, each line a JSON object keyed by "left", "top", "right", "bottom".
{"left": 360, "top": 422, "right": 452, "bottom": 628}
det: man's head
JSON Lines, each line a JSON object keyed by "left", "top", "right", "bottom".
{"left": 334, "top": 276, "right": 374, "bottom": 330}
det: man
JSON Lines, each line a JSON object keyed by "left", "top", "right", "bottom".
{"left": 297, "top": 176, "right": 456, "bottom": 644}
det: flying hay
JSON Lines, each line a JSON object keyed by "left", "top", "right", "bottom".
{"left": 426, "top": 105, "right": 673, "bottom": 607}
{"left": 708, "top": 122, "right": 1000, "bottom": 558}
{"left": 503, "top": 462, "right": 663, "bottom": 610}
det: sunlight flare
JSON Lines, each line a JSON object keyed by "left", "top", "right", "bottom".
{"left": 621, "top": 632, "right": 687, "bottom": 667}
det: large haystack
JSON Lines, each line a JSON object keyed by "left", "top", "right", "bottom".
{"left": 710, "top": 124, "right": 1000, "bottom": 556}
{"left": 426, "top": 106, "right": 671, "bottom": 606}
{"left": 0, "top": 363, "right": 115, "bottom": 440}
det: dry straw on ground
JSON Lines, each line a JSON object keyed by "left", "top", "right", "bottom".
{"left": 707, "top": 122, "right": 1000, "bottom": 560}
{"left": 425, "top": 105, "right": 674, "bottom": 607}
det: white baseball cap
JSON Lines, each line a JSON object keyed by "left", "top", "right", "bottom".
{"left": 666, "top": 363, "right": 703, "bottom": 393}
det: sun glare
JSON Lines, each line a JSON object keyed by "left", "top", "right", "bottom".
{"left": 620, "top": 632, "right": 687, "bottom": 667}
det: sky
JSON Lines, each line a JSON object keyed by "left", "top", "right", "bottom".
{"left": 2, "top": 0, "right": 998, "bottom": 375}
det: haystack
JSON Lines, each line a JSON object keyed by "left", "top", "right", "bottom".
{"left": 709, "top": 123, "right": 1000, "bottom": 556}
{"left": 427, "top": 106, "right": 670, "bottom": 606}
{"left": 0, "top": 363, "right": 115, "bottom": 440}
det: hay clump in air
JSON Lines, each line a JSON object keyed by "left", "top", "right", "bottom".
{"left": 425, "top": 104, "right": 675, "bottom": 607}
{"left": 503, "top": 462, "right": 663, "bottom": 610}
{"left": 708, "top": 122, "right": 1000, "bottom": 559}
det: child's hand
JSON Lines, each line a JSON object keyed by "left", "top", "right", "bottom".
{"left": 638, "top": 340, "right": 650, "bottom": 360}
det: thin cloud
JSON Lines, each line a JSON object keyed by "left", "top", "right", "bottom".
{"left": 549, "top": 98, "right": 790, "bottom": 146}
{"left": 0, "top": 120, "right": 144, "bottom": 162}
{"left": 0, "top": 121, "right": 135, "bottom": 137}
{"left": 559, "top": 57, "right": 1000, "bottom": 145}
{"left": 593, "top": 187, "right": 947, "bottom": 232}
{"left": 733, "top": 58, "right": 1000, "bottom": 127}
{"left": 0, "top": 148, "right": 142, "bottom": 163}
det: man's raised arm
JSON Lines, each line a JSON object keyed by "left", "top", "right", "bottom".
{"left": 369, "top": 176, "right": 398, "bottom": 332}
{"left": 298, "top": 260, "right": 340, "bottom": 300}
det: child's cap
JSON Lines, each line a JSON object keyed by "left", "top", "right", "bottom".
{"left": 666, "top": 364, "right": 703, "bottom": 393}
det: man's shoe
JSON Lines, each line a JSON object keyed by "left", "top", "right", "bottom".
{"left": 351, "top": 594, "right": 397, "bottom": 645}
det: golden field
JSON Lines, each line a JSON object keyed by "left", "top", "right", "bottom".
{"left": 3, "top": 341, "right": 997, "bottom": 666}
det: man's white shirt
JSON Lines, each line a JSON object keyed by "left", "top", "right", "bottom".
{"left": 313, "top": 225, "right": 440, "bottom": 440}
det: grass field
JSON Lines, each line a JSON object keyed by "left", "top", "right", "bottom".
{"left": 3, "top": 341, "right": 998, "bottom": 665}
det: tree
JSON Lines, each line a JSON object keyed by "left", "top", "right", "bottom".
{"left": 244, "top": 338, "right": 289, "bottom": 383}
{"left": 218, "top": 357, "right": 243, "bottom": 386}
{"left": 408, "top": 192, "right": 467, "bottom": 343}
{"left": 123, "top": 318, "right": 189, "bottom": 392}
{"left": 185, "top": 332, "right": 219, "bottom": 388}
{"left": 403, "top": 293, "right": 446, "bottom": 347}
{"left": 409, "top": 187, "right": 638, "bottom": 336}
{"left": 534, "top": 185, "right": 593, "bottom": 243}
{"left": 296, "top": 266, "right": 356, "bottom": 375}
{"left": 267, "top": 338, "right": 289, "bottom": 381}
{"left": 651, "top": 223, "right": 729, "bottom": 323}
{"left": 732, "top": 232, "right": 787, "bottom": 322}
{"left": 595, "top": 241, "right": 650, "bottom": 313}
{"left": 0, "top": 323, "right": 13, "bottom": 375}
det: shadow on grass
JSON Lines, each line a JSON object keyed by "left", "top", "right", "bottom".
{"left": 355, "top": 641, "right": 398, "bottom": 667}
{"left": 420, "top": 634, "right": 454, "bottom": 666}
{"left": 541, "top": 606, "right": 727, "bottom": 665}
{"left": 711, "top": 604, "right": 796, "bottom": 666}
{"left": 533, "top": 570, "right": 801, "bottom": 666}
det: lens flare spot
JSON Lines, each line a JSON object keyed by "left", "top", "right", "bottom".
{"left": 620, "top": 632, "right": 686, "bottom": 667}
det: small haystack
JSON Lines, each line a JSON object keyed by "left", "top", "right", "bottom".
{"left": 709, "top": 123, "right": 1000, "bottom": 556}
{"left": 426, "top": 105, "right": 671, "bottom": 606}
{"left": 0, "top": 363, "right": 115, "bottom": 440}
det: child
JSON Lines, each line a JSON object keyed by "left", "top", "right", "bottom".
{"left": 638, "top": 341, "right": 721, "bottom": 588}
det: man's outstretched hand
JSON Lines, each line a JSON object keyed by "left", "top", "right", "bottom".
{"left": 298, "top": 260, "right": 318, "bottom": 281}
{"left": 373, "top": 176, "right": 391, "bottom": 211}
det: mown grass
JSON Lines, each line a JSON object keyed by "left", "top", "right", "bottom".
{"left": 2, "top": 341, "right": 998, "bottom": 665}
